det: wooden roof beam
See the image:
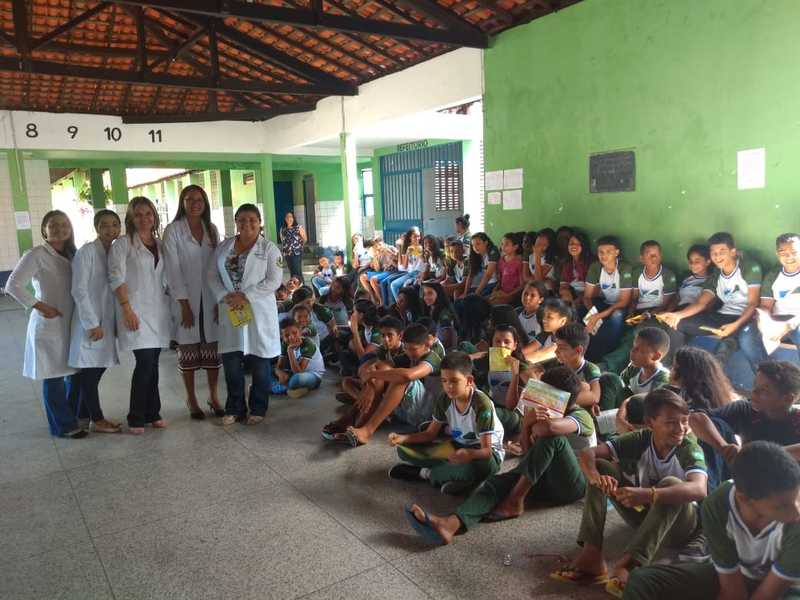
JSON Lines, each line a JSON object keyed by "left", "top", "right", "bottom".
{"left": 121, "top": 103, "right": 317, "bottom": 124}
{"left": 109, "top": 0, "right": 488, "bottom": 48}
{"left": 0, "top": 57, "right": 352, "bottom": 96}
{"left": 31, "top": 2, "right": 112, "bottom": 51}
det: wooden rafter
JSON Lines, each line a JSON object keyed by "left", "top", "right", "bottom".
{"left": 31, "top": 2, "right": 111, "bottom": 51}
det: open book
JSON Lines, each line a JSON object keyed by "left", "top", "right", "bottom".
{"left": 756, "top": 307, "right": 792, "bottom": 356}
{"left": 583, "top": 305, "right": 603, "bottom": 335}
{"left": 519, "top": 378, "right": 571, "bottom": 418}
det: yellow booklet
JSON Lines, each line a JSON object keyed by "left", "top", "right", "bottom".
{"left": 398, "top": 441, "right": 455, "bottom": 460}
{"left": 227, "top": 303, "right": 253, "bottom": 328}
{"left": 489, "top": 347, "right": 512, "bottom": 372}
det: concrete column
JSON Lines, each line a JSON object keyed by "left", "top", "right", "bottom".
{"left": 89, "top": 168, "right": 106, "bottom": 212}
{"left": 8, "top": 150, "right": 33, "bottom": 255}
{"left": 110, "top": 165, "right": 128, "bottom": 218}
{"left": 219, "top": 169, "right": 235, "bottom": 238}
{"left": 339, "top": 132, "right": 360, "bottom": 259}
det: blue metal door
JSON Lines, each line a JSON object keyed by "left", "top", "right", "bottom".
{"left": 380, "top": 141, "right": 462, "bottom": 245}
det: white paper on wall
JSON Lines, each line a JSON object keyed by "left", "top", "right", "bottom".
{"left": 14, "top": 211, "right": 31, "bottom": 229}
{"left": 485, "top": 170, "right": 504, "bottom": 191}
{"left": 503, "top": 168, "right": 524, "bottom": 189}
{"left": 487, "top": 191, "right": 502, "bottom": 205}
{"left": 737, "top": 148, "right": 765, "bottom": 190}
{"left": 502, "top": 189, "right": 522, "bottom": 210}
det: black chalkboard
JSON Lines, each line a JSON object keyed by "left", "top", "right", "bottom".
{"left": 589, "top": 150, "right": 635, "bottom": 193}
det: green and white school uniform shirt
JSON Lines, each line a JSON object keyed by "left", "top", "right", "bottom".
{"left": 536, "top": 331, "right": 556, "bottom": 349}
{"left": 432, "top": 388, "right": 505, "bottom": 460}
{"left": 563, "top": 406, "right": 598, "bottom": 453}
{"left": 446, "top": 259, "right": 468, "bottom": 283}
{"left": 517, "top": 307, "right": 542, "bottom": 338}
{"left": 619, "top": 362, "right": 670, "bottom": 395}
{"left": 704, "top": 481, "right": 800, "bottom": 589}
{"left": 574, "top": 359, "right": 601, "bottom": 385}
{"left": 472, "top": 248, "right": 500, "bottom": 287}
{"left": 587, "top": 260, "right": 634, "bottom": 304}
{"left": 677, "top": 273, "right": 708, "bottom": 307}
{"left": 606, "top": 429, "right": 707, "bottom": 488}
{"left": 311, "top": 304, "right": 334, "bottom": 341}
{"left": 761, "top": 268, "right": 800, "bottom": 317}
{"left": 282, "top": 338, "right": 326, "bottom": 378}
{"left": 702, "top": 259, "right": 762, "bottom": 316}
{"left": 528, "top": 254, "right": 557, "bottom": 281}
{"left": 375, "top": 343, "right": 408, "bottom": 367}
{"left": 632, "top": 265, "right": 677, "bottom": 310}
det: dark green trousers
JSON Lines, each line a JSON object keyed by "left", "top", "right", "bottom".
{"left": 397, "top": 442, "right": 501, "bottom": 487}
{"left": 455, "top": 435, "right": 586, "bottom": 530}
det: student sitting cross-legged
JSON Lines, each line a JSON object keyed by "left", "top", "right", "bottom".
{"left": 322, "top": 316, "right": 406, "bottom": 439}
{"left": 275, "top": 318, "right": 325, "bottom": 399}
{"left": 403, "top": 366, "right": 595, "bottom": 545}
{"left": 551, "top": 388, "right": 708, "bottom": 598}
{"left": 623, "top": 441, "right": 800, "bottom": 600}
{"left": 343, "top": 322, "right": 442, "bottom": 446}
{"left": 386, "top": 351, "right": 504, "bottom": 496}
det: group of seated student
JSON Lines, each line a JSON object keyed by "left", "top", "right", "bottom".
{"left": 266, "top": 218, "right": 800, "bottom": 599}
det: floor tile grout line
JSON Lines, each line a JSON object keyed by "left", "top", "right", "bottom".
{"left": 224, "top": 428, "right": 396, "bottom": 564}
{"left": 387, "top": 562, "right": 435, "bottom": 600}
{"left": 292, "top": 563, "right": 389, "bottom": 600}
{"left": 55, "top": 438, "right": 119, "bottom": 600}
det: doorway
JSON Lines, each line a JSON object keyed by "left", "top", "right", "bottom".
{"left": 303, "top": 175, "right": 317, "bottom": 245}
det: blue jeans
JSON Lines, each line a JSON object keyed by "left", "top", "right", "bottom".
{"left": 42, "top": 375, "right": 80, "bottom": 437}
{"left": 311, "top": 276, "right": 330, "bottom": 296}
{"left": 288, "top": 371, "right": 322, "bottom": 391}
{"left": 585, "top": 300, "right": 627, "bottom": 363}
{"left": 679, "top": 313, "right": 765, "bottom": 369}
{"left": 389, "top": 271, "right": 419, "bottom": 304}
{"left": 380, "top": 272, "right": 406, "bottom": 305}
{"left": 222, "top": 352, "right": 272, "bottom": 417}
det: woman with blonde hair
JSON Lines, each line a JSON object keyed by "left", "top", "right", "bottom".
{"left": 108, "top": 197, "right": 172, "bottom": 434}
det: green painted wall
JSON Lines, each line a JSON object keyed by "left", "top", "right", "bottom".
{"left": 483, "top": 0, "right": 800, "bottom": 269}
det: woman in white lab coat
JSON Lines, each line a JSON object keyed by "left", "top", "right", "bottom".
{"left": 162, "top": 185, "right": 223, "bottom": 420}
{"left": 108, "top": 197, "right": 172, "bottom": 434}
{"left": 68, "top": 209, "right": 123, "bottom": 433}
{"left": 208, "top": 203, "right": 283, "bottom": 426}
{"left": 5, "top": 210, "right": 85, "bottom": 438}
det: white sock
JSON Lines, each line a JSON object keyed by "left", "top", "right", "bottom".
{"left": 419, "top": 468, "right": 431, "bottom": 480}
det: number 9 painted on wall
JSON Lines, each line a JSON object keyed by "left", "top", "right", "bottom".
{"left": 67, "top": 125, "right": 78, "bottom": 139}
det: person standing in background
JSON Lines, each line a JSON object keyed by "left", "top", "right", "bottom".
{"left": 280, "top": 211, "right": 307, "bottom": 282}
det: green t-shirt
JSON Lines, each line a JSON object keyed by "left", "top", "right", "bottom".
{"left": 575, "top": 359, "right": 601, "bottom": 385}
{"left": 587, "top": 260, "right": 634, "bottom": 304}
{"left": 281, "top": 338, "right": 325, "bottom": 377}
{"left": 704, "top": 481, "right": 800, "bottom": 587}
{"left": 312, "top": 303, "right": 334, "bottom": 325}
{"left": 408, "top": 347, "right": 442, "bottom": 377}
{"left": 619, "top": 362, "right": 670, "bottom": 396}
{"left": 761, "top": 267, "right": 800, "bottom": 317}
{"left": 375, "top": 344, "right": 409, "bottom": 368}
{"left": 563, "top": 406, "right": 597, "bottom": 453}
{"left": 702, "top": 258, "right": 762, "bottom": 316}
{"left": 606, "top": 429, "right": 707, "bottom": 488}
{"left": 632, "top": 265, "right": 677, "bottom": 310}
{"left": 432, "top": 388, "right": 504, "bottom": 458}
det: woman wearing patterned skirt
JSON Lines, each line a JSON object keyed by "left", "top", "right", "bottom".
{"left": 163, "top": 185, "right": 224, "bottom": 419}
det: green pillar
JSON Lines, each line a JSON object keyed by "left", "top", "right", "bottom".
{"left": 340, "top": 132, "right": 360, "bottom": 258}
{"left": 371, "top": 155, "right": 383, "bottom": 232}
{"left": 220, "top": 169, "right": 234, "bottom": 237}
{"left": 110, "top": 165, "right": 128, "bottom": 217}
{"left": 256, "top": 155, "right": 277, "bottom": 242}
{"left": 89, "top": 168, "right": 106, "bottom": 211}
{"left": 8, "top": 150, "right": 33, "bottom": 254}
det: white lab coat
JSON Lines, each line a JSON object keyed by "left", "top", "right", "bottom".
{"left": 208, "top": 236, "right": 282, "bottom": 358}
{"left": 108, "top": 234, "right": 172, "bottom": 352}
{"left": 68, "top": 239, "right": 119, "bottom": 368}
{"left": 5, "top": 244, "right": 76, "bottom": 380}
{"left": 162, "top": 218, "right": 219, "bottom": 345}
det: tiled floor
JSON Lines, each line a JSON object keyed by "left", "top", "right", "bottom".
{"left": 0, "top": 294, "right": 622, "bottom": 600}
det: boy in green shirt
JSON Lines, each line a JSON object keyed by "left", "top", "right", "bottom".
{"left": 552, "top": 389, "right": 708, "bottom": 597}
{"left": 554, "top": 323, "right": 602, "bottom": 410}
{"left": 344, "top": 323, "right": 442, "bottom": 446}
{"left": 402, "top": 366, "right": 595, "bottom": 544}
{"left": 387, "top": 352, "right": 504, "bottom": 495}
{"left": 584, "top": 235, "right": 634, "bottom": 362}
{"left": 662, "top": 231, "right": 762, "bottom": 369}
{"left": 275, "top": 318, "right": 326, "bottom": 399}
{"left": 624, "top": 441, "right": 800, "bottom": 600}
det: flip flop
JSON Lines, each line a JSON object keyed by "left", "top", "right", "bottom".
{"left": 343, "top": 428, "right": 365, "bottom": 447}
{"left": 549, "top": 568, "right": 609, "bottom": 586}
{"left": 331, "top": 430, "right": 363, "bottom": 447}
{"left": 605, "top": 577, "right": 625, "bottom": 598}
{"left": 403, "top": 504, "right": 445, "bottom": 546}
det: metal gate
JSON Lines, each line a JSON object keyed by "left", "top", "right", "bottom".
{"left": 380, "top": 141, "right": 462, "bottom": 246}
